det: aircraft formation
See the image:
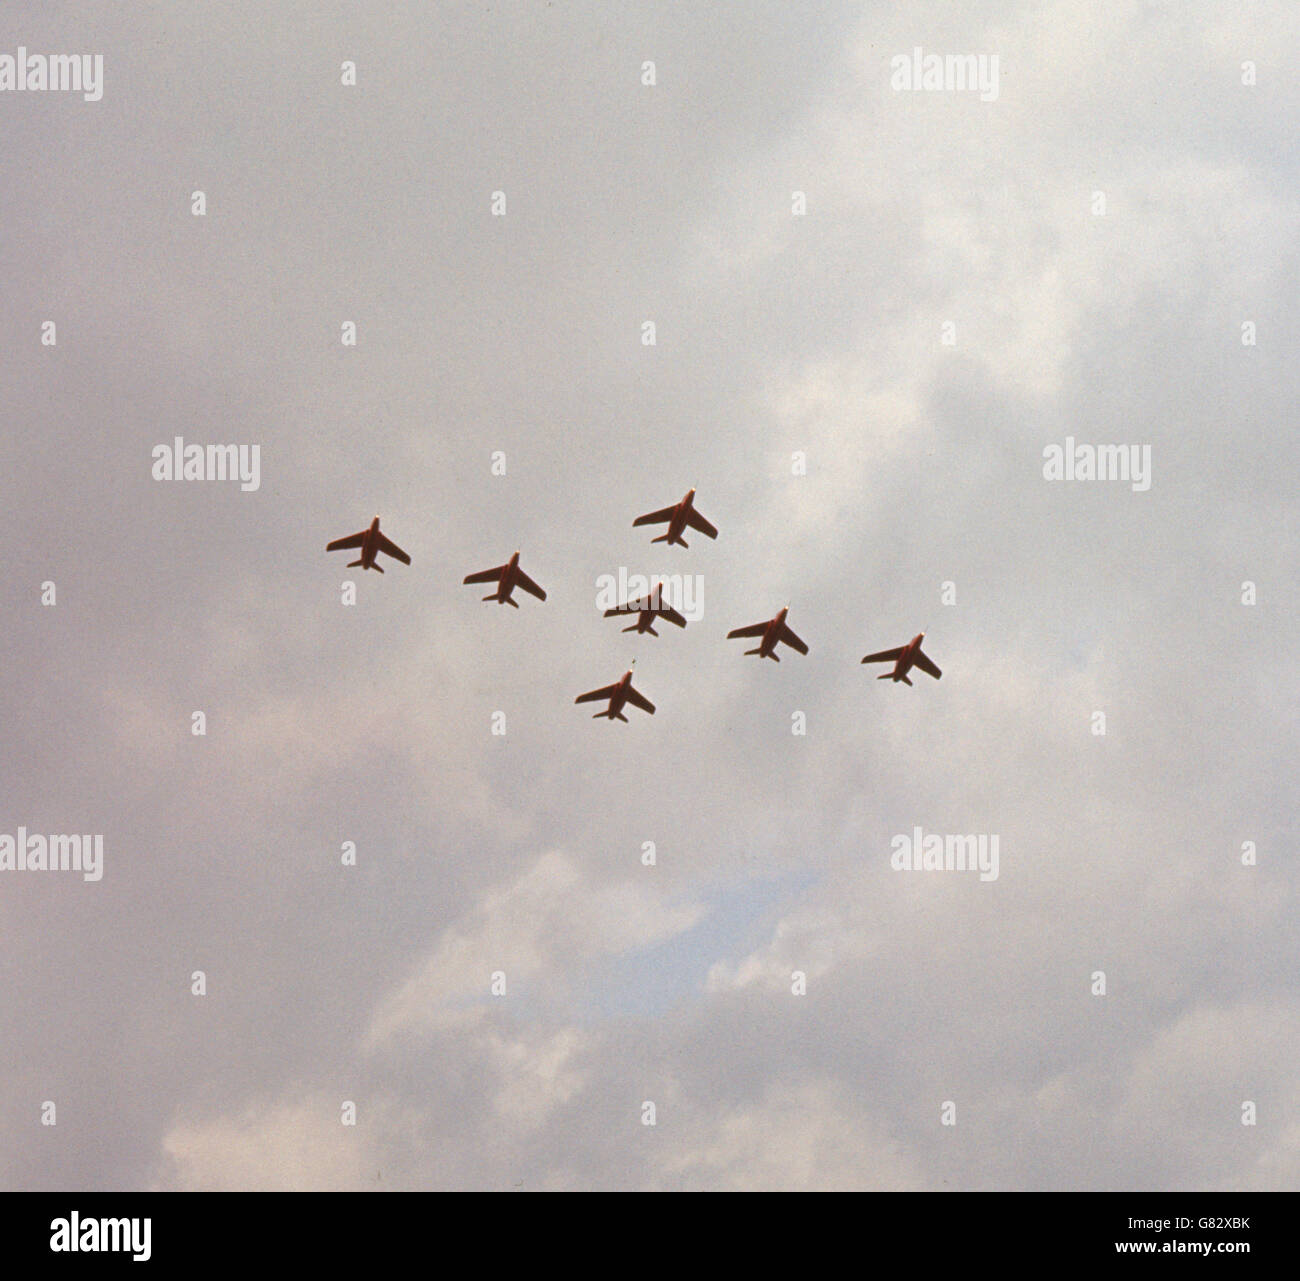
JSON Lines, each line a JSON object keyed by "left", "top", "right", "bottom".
{"left": 326, "top": 490, "right": 941, "bottom": 722}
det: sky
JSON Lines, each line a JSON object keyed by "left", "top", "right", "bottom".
{"left": 1, "top": 0, "right": 1296, "bottom": 1191}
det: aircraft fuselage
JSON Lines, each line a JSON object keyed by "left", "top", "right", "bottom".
{"left": 888, "top": 633, "right": 926, "bottom": 681}
{"left": 358, "top": 516, "right": 382, "bottom": 569}
{"left": 605, "top": 670, "right": 634, "bottom": 717}
{"left": 758, "top": 607, "right": 789, "bottom": 658}
{"left": 496, "top": 551, "right": 522, "bottom": 602}
{"left": 664, "top": 489, "right": 697, "bottom": 546}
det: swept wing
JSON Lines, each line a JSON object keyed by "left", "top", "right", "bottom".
{"left": 376, "top": 533, "right": 411, "bottom": 565}
{"left": 861, "top": 647, "right": 905, "bottom": 664}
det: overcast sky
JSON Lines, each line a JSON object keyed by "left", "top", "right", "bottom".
{"left": 2, "top": 0, "right": 1296, "bottom": 1191}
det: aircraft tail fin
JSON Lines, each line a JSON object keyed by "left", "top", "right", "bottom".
{"left": 348, "top": 558, "right": 363, "bottom": 568}
{"left": 372, "top": 563, "right": 384, "bottom": 574}
{"left": 506, "top": 596, "right": 519, "bottom": 608}
{"left": 622, "top": 623, "right": 638, "bottom": 633}
{"left": 651, "top": 534, "right": 671, "bottom": 544}
{"left": 901, "top": 674, "right": 913, "bottom": 685}
{"left": 614, "top": 712, "right": 629, "bottom": 722}
{"left": 877, "top": 673, "right": 893, "bottom": 680}
{"left": 745, "top": 647, "right": 762, "bottom": 656}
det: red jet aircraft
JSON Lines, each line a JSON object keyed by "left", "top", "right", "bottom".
{"left": 861, "top": 633, "right": 941, "bottom": 684}
{"left": 575, "top": 668, "right": 655, "bottom": 721}
{"left": 326, "top": 516, "right": 411, "bottom": 573}
{"left": 727, "top": 607, "right": 808, "bottom": 661}
{"left": 632, "top": 488, "right": 718, "bottom": 548}
{"left": 604, "top": 588, "right": 687, "bottom": 637}
{"left": 463, "top": 551, "right": 547, "bottom": 607}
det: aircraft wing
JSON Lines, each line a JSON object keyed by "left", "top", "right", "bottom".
{"left": 684, "top": 508, "right": 718, "bottom": 539}
{"left": 728, "top": 622, "right": 768, "bottom": 639}
{"left": 575, "top": 684, "right": 619, "bottom": 705}
{"left": 326, "top": 531, "right": 365, "bottom": 551}
{"left": 660, "top": 605, "right": 688, "bottom": 628}
{"left": 516, "top": 568, "right": 547, "bottom": 601}
{"left": 913, "top": 649, "right": 942, "bottom": 680}
{"left": 376, "top": 533, "right": 411, "bottom": 565}
{"left": 463, "top": 565, "right": 505, "bottom": 585}
{"left": 779, "top": 623, "right": 808, "bottom": 655}
{"left": 861, "top": 647, "right": 904, "bottom": 664}
{"left": 633, "top": 505, "right": 677, "bottom": 527}
{"left": 625, "top": 684, "right": 655, "bottom": 715}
